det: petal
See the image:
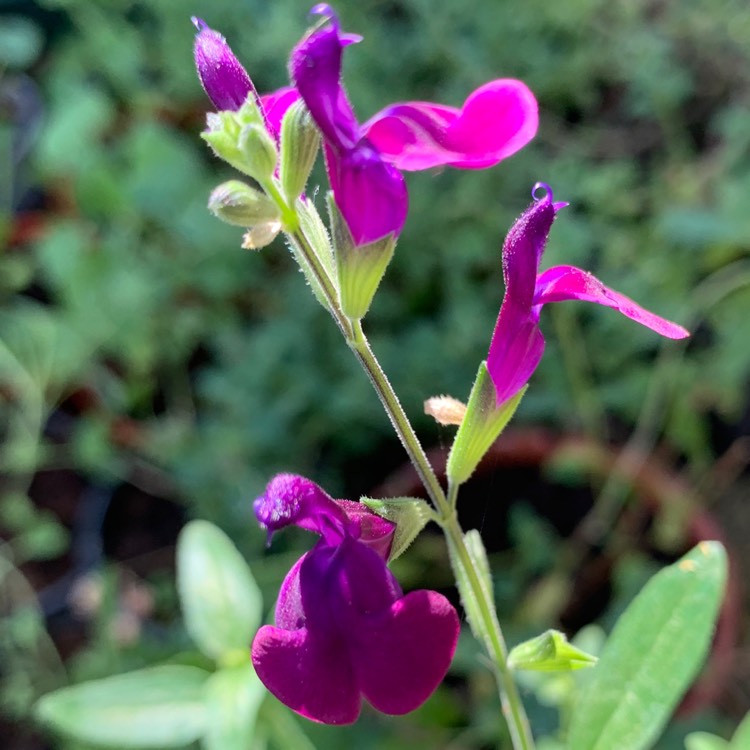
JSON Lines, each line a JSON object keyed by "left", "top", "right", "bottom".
{"left": 251, "top": 625, "right": 361, "bottom": 725}
{"left": 486, "top": 185, "right": 559, "bottom": 403}
{"left": 486, "top": 312, "right": 545, "bottom": 406}
{"left": 326, "top": 143, "right": 408, "bottom": 245}
{"left": 260, "top": 86, "right": 301, "bottom": 139}
{"left": 254, "top": 473, "right": 350, "bottom": 545}
{"left": 363, "top": 79, "right": 538, "bottom": 171}
{"left": 353, "top": 590, "right": 459, "bottom": 715}
{"left": 192, "top": 18, "right": 256, "bottom": 111}
{"left": 534, "top": 265, "right": 690, "bottom": 339}
{"left": 335, "top": 500, "right": 396, "bottom": 561}
{"left": 289, "top": 5, "right": 361, "bottom": 151}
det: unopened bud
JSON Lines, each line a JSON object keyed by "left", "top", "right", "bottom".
{"left": 208, "top": 180, "right": 280, "bottom": 227}
{"left": 279, "top": 100, "right": 321, "bottom": 202}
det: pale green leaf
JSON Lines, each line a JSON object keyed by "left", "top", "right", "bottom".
{"left": 35, "top": 665, "right": 209, "bottom": 748}
{"left": 202, "top": 661, "right": 266, "bottom": 750}
{"left": 567, "top": 542, "right": 727, "bottom": 750}
{"left": 685, "top": 732, "right": 729, "bottom": 750}
{"left": 177, "top": 521, "right": 262, "bottom": 661}
{"left": 730, "top": 711, "right": 750, "bottom": 749}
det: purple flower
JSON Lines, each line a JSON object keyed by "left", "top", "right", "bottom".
{"left": 487, "top": 183, "right": 690, "bottom": 405}
{"left": 290, "top": 4, "right": 538, "bottom": 245}
{"left": 193, "top": 18, "right": 300, "bottom": 139}
{"left": 251, "top": 474, "right": 460, "bottom": 725}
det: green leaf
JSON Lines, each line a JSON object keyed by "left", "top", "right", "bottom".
{"left": 446, "top": 529, "right": 499, "bottom": 657}
{"left": 684, "top": 732, "right": 729, "bottom": 750}
{"left": 360, "top": 496, "right": 434, "bottom": 561}
{"left": 202, "top": 662, "right": 266, "bottom": 750}
{"left": 508, "top": 629, "right": 598, "bottom": 672}
{"left": 730, "top": 711, "right": 750, "bottom": 749}
{"left": 35, "top": 665, "right": 209, "bottom": 748}
{"left": 566, "top": 542, "right": 728, "bottom": 750}
{"left": 177, "top": 521, "right": 262, "bottom": 661}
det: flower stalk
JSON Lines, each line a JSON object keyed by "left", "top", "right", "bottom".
{"left": 266, "top": 185, "right": 536, "bottom": 748}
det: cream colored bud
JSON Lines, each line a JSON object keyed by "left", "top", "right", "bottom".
{"left": 424, "top": 395, "right": 467, "bottom": 426}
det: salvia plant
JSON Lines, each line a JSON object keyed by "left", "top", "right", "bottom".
{"left": 34, "top": 5, "right": 736, "bottom": 750}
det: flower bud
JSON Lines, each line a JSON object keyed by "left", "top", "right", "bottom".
{"left": 279, "top": 100, "right": 321, "bottom": 203}
{"left": 208, "top": 180, "right": 280, "bottom": 227}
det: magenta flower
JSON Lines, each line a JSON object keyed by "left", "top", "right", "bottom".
{"left": 487, "top": 183, "right": 690, "bottom": 405}
{"left": 290, "top": 4, "right": 538, "bottom": 245}
{"left": 251, "top": 474, "right": 460, "bottom": 725}
{"left": 193, "top": 18, "right": 300, "bottom": 139}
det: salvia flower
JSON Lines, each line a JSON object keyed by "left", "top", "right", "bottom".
{"left": 251, "top": 474, "right": 459, "bottom": 725}
{"left": 290, "top": 4, "right": 538, "bottom": 245}
{"left": 487, "top": 183, "right": 690, "bottom": 406}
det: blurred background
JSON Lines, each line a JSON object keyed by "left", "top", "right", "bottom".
{"left": 1, "top": 0, "right": 749, "bottom": 747}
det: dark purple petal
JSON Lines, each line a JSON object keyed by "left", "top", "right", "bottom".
{"left": 289, "top": 5, "right": 360, "bottom": 151}
{"left": 534, "top": 265, "right": 690, "bottom": 339}
{"left": 326, "top": 143, "right": 408, "bottom": 244}
{"left": 252, "top": 624, "right": 360, "bottom": 724}
{"left": 486, "top": 184, "right": 559, "bottom": 403}
{"left": 363, "top": 79, "right": 539, "bottom": 171}
{"left": 354, "top": 590, "right": 459, "bottom": 715}
{"left": 192, "top": 18, "right": 256, "bottom": 111}
{"left": 259, "top": 86, "right": 301, "bottom": 139}
{"left": 254, "top": 473, "right": 350, "bottom": 545}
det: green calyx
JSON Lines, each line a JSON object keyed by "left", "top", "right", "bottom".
{"left": 446, "top": 362, "right": 526, "bottom": 487}
{"left": 279, "top": 100, "right": 321, "bottom": 204}
{"left": 328, "top": 195, "right": 396, "bottom": 321}
{"left": 201, "top": 94, "right": 277, "bottom": 182}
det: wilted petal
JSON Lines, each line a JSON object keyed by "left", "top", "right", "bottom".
{"left": 534, "top": 265, "right": 690, "bottom": 339}
{"left": 260, "top": 86, "right": 301, "bottom": 139}
{"left": 326, "top": 143, "right": 408, "bottom": 245}
{"left": 354, "top": 590, "right": 459, "bottom": 715}
{"left": 192, "top": 18, "right": 256, "bottom": 111}
{"left": 364, "top": 79, "right": 539, "bottom": 171}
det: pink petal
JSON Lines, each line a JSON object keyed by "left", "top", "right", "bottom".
{"left": 353, "top": 590, "right": 459, "bottom": 715}
{"left": 259, "top": 87, "right": 301, "bottom": 140}
{"left": 363, "top": 79, "right": 538, "bottom": 171}
{"left": 534, "top": 265, "right": 690, "bottom": 339}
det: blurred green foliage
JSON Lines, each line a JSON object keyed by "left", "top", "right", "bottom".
{"left": 1, "top": 0, "right": 749, "bottom": 747}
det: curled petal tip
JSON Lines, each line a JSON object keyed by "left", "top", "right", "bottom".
{"left": 532, "top": 181, "right": 553, "bottom": 202}
{"left": 310, "top": 3, "right": 337, "bottom": 21}
{"left": 191, "top": 16, "right": 208, "bottom": 32}
{"left": 532, "top": 182, "right": 568, "bottom": 212}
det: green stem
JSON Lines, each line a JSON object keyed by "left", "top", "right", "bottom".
{"left": 442, "top": 507, "right": 535, "bottom": 750}
{"left": 277, "top": 199, "right": 534, "bottom": 750}
{"left": 348, "top": 320, "right": 448, "bottom": 514}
